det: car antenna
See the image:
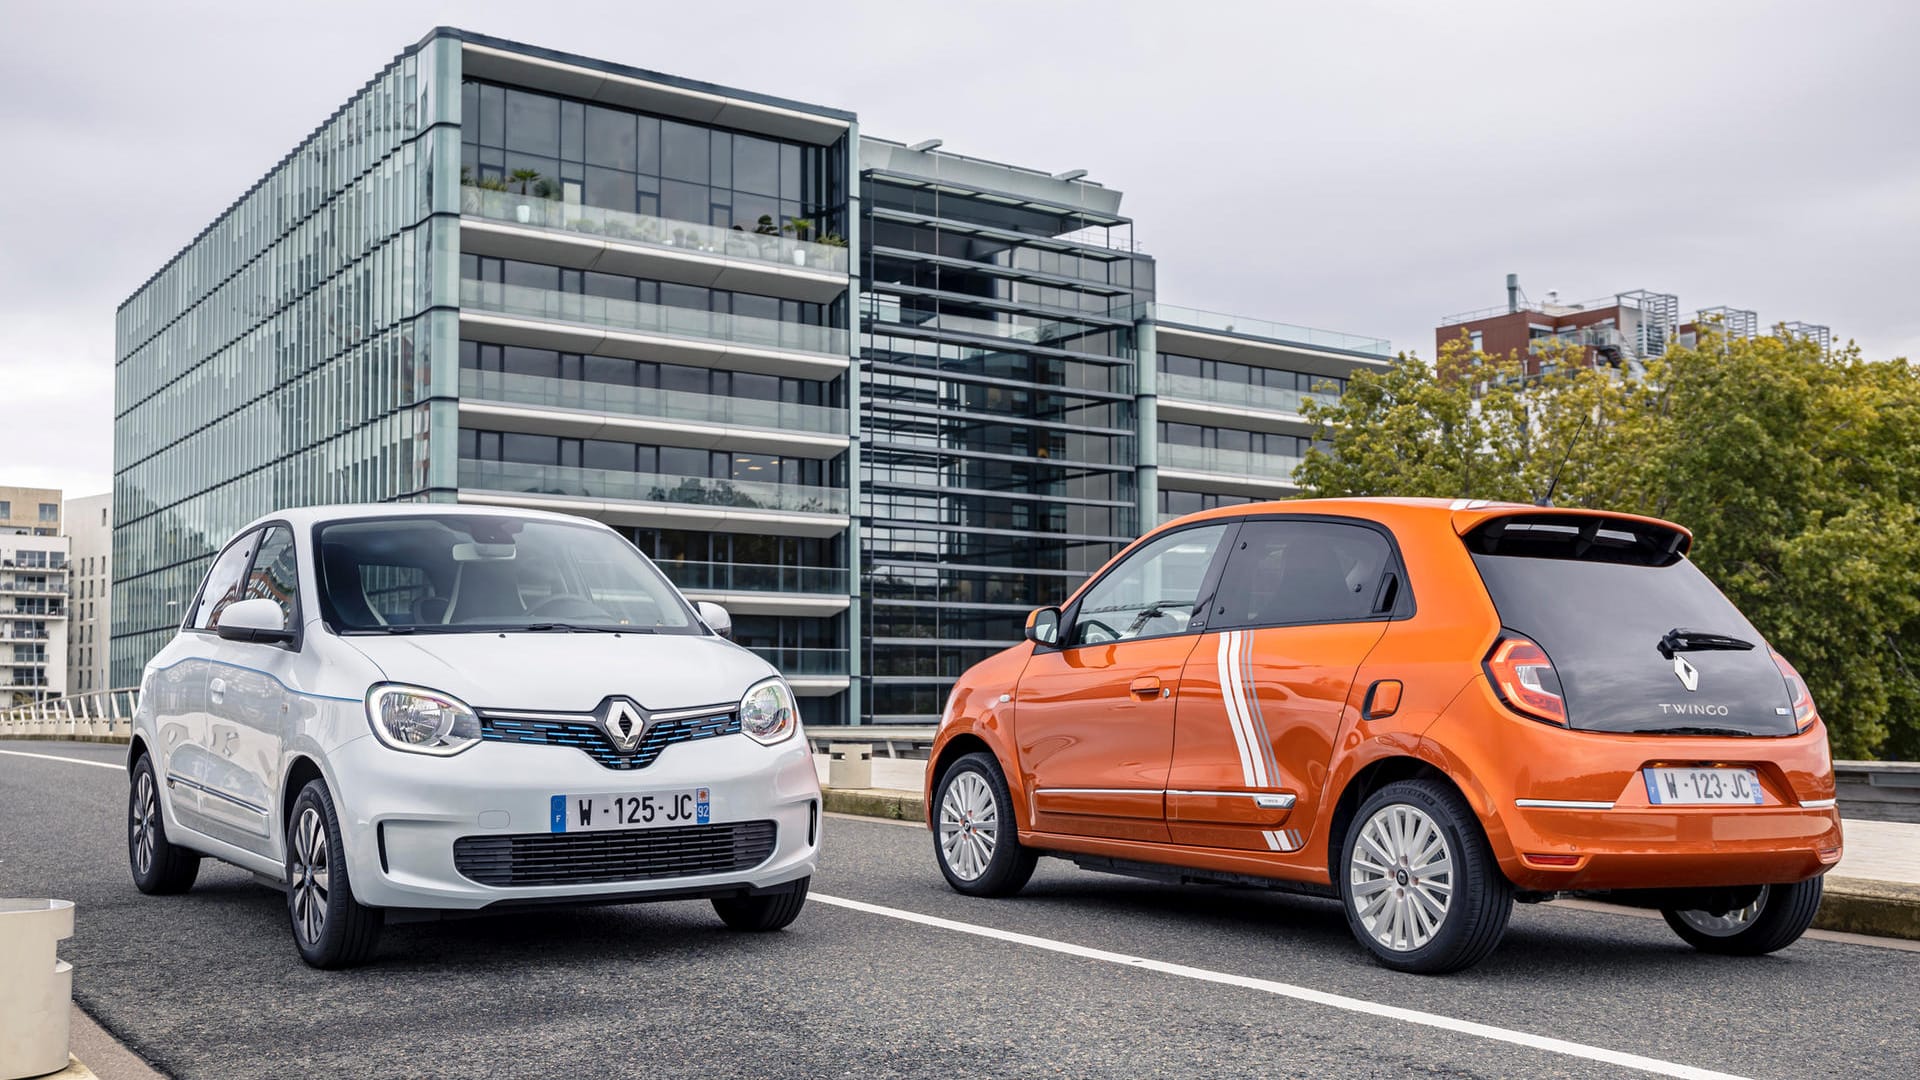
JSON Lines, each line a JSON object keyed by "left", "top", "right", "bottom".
{"left": 1538, "top": 410, "right": 1593, "bottom": 508}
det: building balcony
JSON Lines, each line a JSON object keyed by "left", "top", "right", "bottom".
{"left": 460, "top": 281, "right": 851, "bottom": 381}
{"left": 1149, "top": 303, "right": 1392, "bottom": 358}
{"left": 460, "top": 187, "right": 848, "bottom": 303}
{"left": 458, "top": 459, "right": 849, "bottom": 538}
{"left": 0, "top": 582, "right": 66, "bottom": 596}
{"left": 1156, "top": 443, "right": 1302, "bottom": 497}
{"left": 458, "top": 369, "right": 848, "bottom": 459}
{"left": 1154, "top": 372, "right": 1336, "bottom": 433}
{"left": 655, "top": 559, "right": 851, "bottom": 617}
{"left": 743, "top": 645, "right": 850, "bottom": 696}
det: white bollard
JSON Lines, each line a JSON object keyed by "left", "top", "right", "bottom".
{"left": 0, "top": 899, "right": 74, "bottom": 1080}
{"left": 828, "top": 743, "right": 875, "bottom": 790}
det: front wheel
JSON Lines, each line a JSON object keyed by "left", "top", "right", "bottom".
{"left": 1340, "top": 779, "right": 1513, "bottom": 974}
{"left": 932, "top": 752, "right": 1037, "bottom": 897}
{"left": 712, "top": 876, "right": 810, "bottom": 931}
{"left": 128, "top": 755, "right": 200, "bottom": 895}
{"left": 1662, "top": 878, "right": 1823, "bottom": 955}
{"left": 286, "top": 780, "right": 383, "bottom": 969}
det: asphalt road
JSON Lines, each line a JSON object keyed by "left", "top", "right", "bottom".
{"left": 2, "top": 743, "right": 1916, "bottom": 1080}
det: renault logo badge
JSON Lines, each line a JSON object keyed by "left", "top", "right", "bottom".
{"left": 1673, "top": 656, "right": 1700, "bottom": 692}
{"left": 598, "top": 698, "right": 649, "bottom": 753}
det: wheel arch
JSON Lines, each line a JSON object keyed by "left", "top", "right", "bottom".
{"left": 927, "top": 732, "right": 1016, "bottom": 828}
{"left": 127, "top": 733, "right": 151, "bottom": 773}
{"left": 1325, "top": 755, "right": 1474, "bottom": 885}
{"left": 281, "top": 754, "right": 327, "bottom": 835}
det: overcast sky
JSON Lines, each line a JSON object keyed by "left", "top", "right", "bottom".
{"left": 3, "top": 0, "right": 1915, "bottom": 500}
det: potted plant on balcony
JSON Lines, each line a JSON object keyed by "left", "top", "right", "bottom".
{"left": 509, "top": 168, "right": 542, "bottom": 223}
{"left": 782, "top": 217, "right": 815, "bottom": 266}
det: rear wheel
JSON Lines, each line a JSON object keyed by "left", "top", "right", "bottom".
{"left": 1662, "top": 878, "right": 1823, "bottom": 955}
{"left": 286, "top": 780, "right": 383, "bottom": 969}
{"left": 712, "top": 876, "right": 810, "bottom": 931}
{"left": 1340, "top": 779, "right": 1513, "bottom": 974}
{"left": 128, "top": 755, "right": 200, "bottom": 895}
{"left": 933, "top": 752, "right": 1037, "bottom": 897}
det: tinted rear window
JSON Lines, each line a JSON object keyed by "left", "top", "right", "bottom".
{"left": 1471, "top": 549, "right": 1796, "bottom": 737}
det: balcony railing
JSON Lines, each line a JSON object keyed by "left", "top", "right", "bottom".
{"left": 862, "top": 295, "right": 1120, "bottom": 351}
{"left": 1155, "top": 372, "right": 1338, "bottom": 416}
{"left": 1157, "top": 443, "right": 1304, "bottom": 484}
{"left": 461, "top": 280, "right": 850, "bottom": 358}
{"left": 462, "top": 186, "right": 851, "bottom": 276}
{"left": 0, "top": 582, "right": 65, "bottom": 594}
{"left": 745, "top": 646, "right": 849, "bottom": 676}
{"left": 460, "top": 460, "right": 849, "bottom": 517}
{"left": 459, "top": 370, "right": 848, "bottom": 437}
{"left": 1147, "top": 303, "right": 1392, "bottom": 358}
{"left": 655, "top": 560, "right": 850, "bottom": 596}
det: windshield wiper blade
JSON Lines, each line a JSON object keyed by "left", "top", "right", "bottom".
{"left": 1659, "top": 627, "right": 1755, "bottom": 657}
{"left": 1634, "top": 724, "right": 1754, "bottom": 737}
{"left": 523, "top": 622, "right": 645, "bottom": 634}
{"left": 343, "top": 625, "right": 416, "bottom": 635}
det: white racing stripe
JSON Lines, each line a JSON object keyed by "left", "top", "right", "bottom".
{"left": 0, "top": 748, "right": 123, "bottom": 772}
{"left": 810, "top": 892, "right": 1753, "bottom": 1080}
{"left": 1216, "top": 632, "right": 1261, "bottom": 787}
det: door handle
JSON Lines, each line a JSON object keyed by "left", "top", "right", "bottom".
{"left": 208, "top": 677, "right": 226, "bottom": 702}
{"left": 1128, "top": 676, "right": 1162, "bottom": 699}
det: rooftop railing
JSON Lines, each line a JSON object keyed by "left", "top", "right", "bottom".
{"left": 460, "top": 369, "right": 849, "bottom": 437}
{"left": 461, "top": 280, "right": 851, "bottom": 358}
{"left": 1146, "top": 303, "right": 1392, "bottom": 357}
{"left": 462, "top": 186, "right": 851, "bottom": 276}
{"left": 459, "top": 460, "right": 849, "bottom": 517}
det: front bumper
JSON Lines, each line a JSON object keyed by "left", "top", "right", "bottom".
{"left": 325, "top": 731, "right": 820, "bottom": 910}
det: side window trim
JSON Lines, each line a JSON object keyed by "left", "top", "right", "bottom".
{"left": 185, "top": 528, "right": 263, "bottom": 634}
{"left": 1056, "top": 519, "right": 1243, "bottom": 650}
{"left": 1208, "top": 513, "right": 1416, "bottom": 632}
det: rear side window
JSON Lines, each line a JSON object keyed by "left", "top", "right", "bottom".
{"left": 1211, "top": 520, "right": 1394, "bottom": 629}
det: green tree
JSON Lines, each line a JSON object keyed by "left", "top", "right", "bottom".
{"left": 1297, "top": 330, "right": 1920, "bottom": 759}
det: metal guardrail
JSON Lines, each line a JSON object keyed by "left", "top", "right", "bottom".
{"left": 1834, "top": 761, "right": 1920, "bottom": 824}
{"left": 0, "top": 688, "right": 138, "bottom": 741}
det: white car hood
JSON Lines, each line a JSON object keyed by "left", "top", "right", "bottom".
{"left": 338, "top": 631, "right": 778, "bottom": 713}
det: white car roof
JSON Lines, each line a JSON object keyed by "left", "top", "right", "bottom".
{"left": 233, "top": 503, "right": 608, "bottom": 536}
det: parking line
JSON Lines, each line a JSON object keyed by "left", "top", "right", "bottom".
{"left": 810, "top": 892, "right": 1752, "bottom": 1080}
{"left": 0, "top": 749, "right": 123, "bottom": 771}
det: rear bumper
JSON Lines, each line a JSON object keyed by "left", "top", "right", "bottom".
{"left": 1430, "top": 681, "right": 1843, "bottom": 892}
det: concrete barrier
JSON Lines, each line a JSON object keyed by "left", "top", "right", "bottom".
{"left": 0, "top": 899, "right": 74, "bottom": 1080}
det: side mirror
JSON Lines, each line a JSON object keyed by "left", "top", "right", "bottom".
{"left": 695, "top": 600, "right": 733, "bottom": 640}
{"left": 215, "top": 598, "right": 293, "bottom": 644}
{"left": 1024, "top": 606, "right": 1061, "bottom": 646}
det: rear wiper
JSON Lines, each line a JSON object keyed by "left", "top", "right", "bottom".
{"left": 1634, "top": 725, "right": 1754, "bottom": 737}
{"left": 1659, "top": 627, "right": 1755, "bottom": 657}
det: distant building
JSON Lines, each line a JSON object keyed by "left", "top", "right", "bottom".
{"left": 1, "top": 486, "right": 68, "bottom": 707}
{"left": 65, "top": 493, "right": 111, "bottom": 694}
{"left": 1437, "top": 274, "right": 1828, "bottom": 373}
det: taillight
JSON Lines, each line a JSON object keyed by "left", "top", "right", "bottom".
{"left": 1484, "top": 633, "right": 1568, "bottom": 726}
{"left": 1771, "top": 649, "right": 1816, "bottom": 729}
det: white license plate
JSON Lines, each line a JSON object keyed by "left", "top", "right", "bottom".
{"left": 1643, "top": 767, "right": 1763, "bottom": 806}
{"left": 549, "top": 788, "right": 711, "bottom": 832}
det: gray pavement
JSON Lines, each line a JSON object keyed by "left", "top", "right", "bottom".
{"left": 3, "top": 742, "right": 1918, "bottom": 1080}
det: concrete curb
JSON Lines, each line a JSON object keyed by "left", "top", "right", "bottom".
{"left": 1815, "top": 877, "right": 1920, "bottom": 941}
{"left": 822, "top": 787, "right": 924, "bottom": 824}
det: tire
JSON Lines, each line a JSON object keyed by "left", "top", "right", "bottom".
{"left": 1340, "top": 779, "right": 1513, "bottom": 974}
{"left": 128, "top": 755, "right": 200, "bottom": 895}
{"left": 1661, "top": 878, "right": 1824, "bottom": 956}
{"left": 286, "top": 779, "right": 383, "bottom": 969}
{"left": 712, "top": 876, "right": 810, "bottom": 932}
{"left": 932, "top": 752, "right": 1038, "bottom": 897}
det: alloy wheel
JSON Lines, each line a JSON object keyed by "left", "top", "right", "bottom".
{"left": 1349, "top": 802, "right": 1455, "bottom": 952}
{"left": 290, "top": 807, "right": 331, "bottom": 945}
{"left": 939, "top": 771, "right": 999, "bottom": 881}
{"left": 131, "top": 771, "right": 157, "bottom": 877}
{"left": 1674, "top": 886, "right": 1771, "bottom": 937}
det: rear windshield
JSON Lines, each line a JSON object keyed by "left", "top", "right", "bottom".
{"left": 1468, "top": 519, "right": 1795, "bottom": 736}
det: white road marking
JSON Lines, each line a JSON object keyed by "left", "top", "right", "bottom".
{"left": 810, "top": 891, "right": 1753, "bottom": 1080}
{"left": 0, "top": 749, "right": 123, "bottom": 771}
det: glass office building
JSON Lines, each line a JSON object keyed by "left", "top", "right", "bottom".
{"left": 113, "top": 28, "right": 1390, "bottom": 723}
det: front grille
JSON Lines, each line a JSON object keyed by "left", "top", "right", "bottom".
{"left": 478, "top": 710, "right": 739, "bottom": 770}
{"left": 453, "top": 821, "right": 778, "bottom": 887}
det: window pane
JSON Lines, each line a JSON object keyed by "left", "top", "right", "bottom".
{"left": 504, "top": 89, "right": 559, "bottom": 157}
{"left": 244, "top": 526, "right": 300, "bottom": 628}
{"left": 1212, "top": 521, "right": 1390, "bottom": 629}
{"left": 584, "top": 105, "right": 637, "bottom": 171}
{"left": 583, "top": 166, "right": 635, "bottom": 212}
{"left": 660, "top": 179, "right": 707, "bottom": 224}
{"left": 193, "top": 531, "right": 261, "bottom": 630}
{"left": 1069, "top": 524, "right": 1228, "bottom": 645}
{"left": 734, "top": 135, "right": 778, "bottom": 196}
{"left": 661, "top": 121, "right": 708, "bottom": 183}
{"left": 501, "top": 433, "right": 555, "bottom": 465}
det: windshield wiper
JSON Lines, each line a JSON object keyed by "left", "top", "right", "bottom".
{"left": 1659, "top": 627, "right": 1755, "bottom": 657}
{"left": 343, "top": 625, "right": 417, "bottom": 635}
{"left": 523, "top": 622, "right": 646, "bottom": 634}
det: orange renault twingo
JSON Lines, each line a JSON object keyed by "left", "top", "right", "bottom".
{"left": 925, "top": 498, "right": 1841, "bottom": 973}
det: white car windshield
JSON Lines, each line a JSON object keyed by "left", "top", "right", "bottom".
{"left": 313, "top": 514, "right": 699, "bottom": 634}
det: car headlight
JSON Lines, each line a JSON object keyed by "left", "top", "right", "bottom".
{"left": 366, "top": 684, "right": 482, "bottom": 755}
{"left": 740, "top": 677, "right": 798, "bottom": 746}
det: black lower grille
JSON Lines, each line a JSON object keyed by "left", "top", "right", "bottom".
{"left": 478, "top": 710, "right": 739, "bottom": 770}
{"left": 453, "top": 821, "right": 777, "bottom": 887}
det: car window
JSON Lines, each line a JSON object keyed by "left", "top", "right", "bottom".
{"left": 1211, "top": 520, "right": 1392, "bottom": 629}
{"left": 1069, "top": 524, "right": 1229, "bottom": 646}
{"left": 243, "top": 526, "right": 300, "bottom": 629}
{"left": 192, "top": 530, "right": 261, "bottom": 631}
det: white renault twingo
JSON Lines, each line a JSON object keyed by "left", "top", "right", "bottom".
{"left": 127, "top": 505, "right": 821, "bottom": 967}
